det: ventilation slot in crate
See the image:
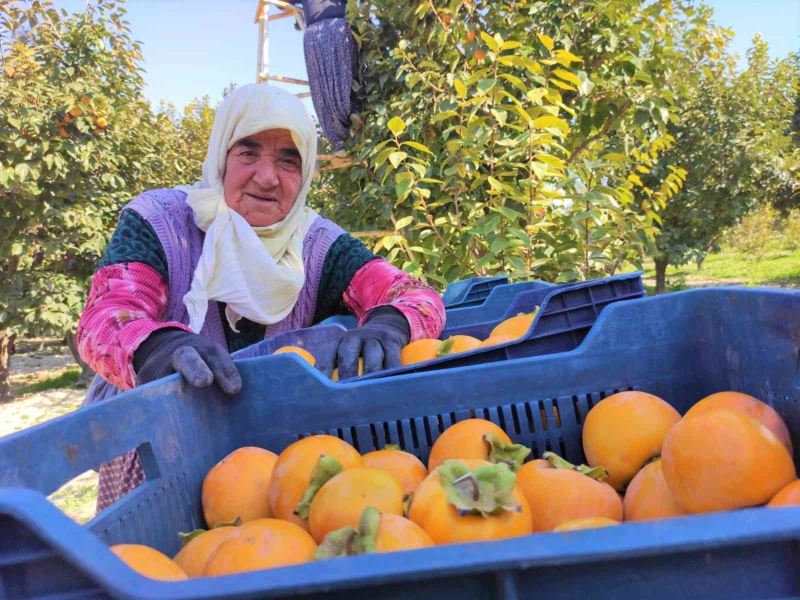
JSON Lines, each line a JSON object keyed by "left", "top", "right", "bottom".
{"left": 295, "top": 386, "right": 635, "bottom": 465}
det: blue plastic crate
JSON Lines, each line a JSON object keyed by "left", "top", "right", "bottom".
{"left": 440, "top": 275, "right": 509, "bottom": 309}
{"left": 352, "top": 271, "right": 645, "bottom": 381}
{"left": 231, "top": 324, "right": 346, "bottom": 361}
{"left": 315, "top": 273, "right": 642, "bottom": 376}
{"left": 2, "top": 286, "right": 800, "bottom": 599}
{"left": 442, "top": 279, "right": 554, "bottom": 328}
{"left": 315, "top": 277, "right": 552, "bottom": 331}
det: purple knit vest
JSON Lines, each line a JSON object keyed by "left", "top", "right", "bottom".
{"left": 84, "top": 188, "right": 344, "bottom": 404}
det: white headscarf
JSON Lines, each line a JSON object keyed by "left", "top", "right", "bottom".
{"left": 179, "top": 84, "right": 319, "bottom": 333}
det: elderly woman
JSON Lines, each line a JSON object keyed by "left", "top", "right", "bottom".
{"left": 77, "top": 84, "right": 444, "bottom": 511}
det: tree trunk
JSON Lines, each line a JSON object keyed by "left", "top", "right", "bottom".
{"left": 0, "top": 329, "right": 17, "bottom": 404}
{"left": 654, "top": 256, "right": 669, "bottom": 294}
{"left": 64, "top": 331, "right": 95, "bottom": 385}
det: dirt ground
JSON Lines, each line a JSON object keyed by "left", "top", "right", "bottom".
{"left": 2, "top": 347, "right": 97, "bottom": 524}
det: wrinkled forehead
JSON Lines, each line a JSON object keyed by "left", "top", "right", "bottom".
{"left": 229, "top": 128, "right": 299, "bottom": 152}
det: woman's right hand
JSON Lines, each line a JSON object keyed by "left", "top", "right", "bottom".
{"left": 134, "top": 329, "right": 242, "bottom": 395}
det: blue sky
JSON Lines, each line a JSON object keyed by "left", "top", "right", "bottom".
{"left": 55, "top": 0, "right": 798, "bottom": 113}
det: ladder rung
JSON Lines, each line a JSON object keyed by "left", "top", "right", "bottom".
{"left": 318, "top": 154, "right": 354, "bottom": 171}
{"left": 296, "top": 92, "right": 312, "bottom": 98}
{"left": 266, "top": 74, "right": 309, "bottom": 86}
{"left": 266, "top": 0, "right": 301, "bottom": 13}
{"left": 255, "top": 0, "right": 301, "bottom": 23}
{"left": 269, "top": 10, "right": 295, "bottom": 21}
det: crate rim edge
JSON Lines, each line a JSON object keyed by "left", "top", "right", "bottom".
{"left": 3, "top": 486, "right": 800, "bottom": 599}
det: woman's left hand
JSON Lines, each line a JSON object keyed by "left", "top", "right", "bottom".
{"left": 318, "top": 307, "right": 410, "bottom": 380}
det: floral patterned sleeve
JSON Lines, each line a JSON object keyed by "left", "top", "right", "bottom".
{"left": 76, "top": 262, "right": 192, "bottom": 390}
{"left": 343, "top": 259, "right": 445, "bottom": 341}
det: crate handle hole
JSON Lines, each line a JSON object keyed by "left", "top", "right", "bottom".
{"left": 93, "top": 442, "right": 161, "bottom": 516}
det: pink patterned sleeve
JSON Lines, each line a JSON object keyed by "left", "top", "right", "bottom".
{"left": 76, "top": 263, "right": 192, "bottom": 390}
{"left": 343, "top": 259, "right": 445, "bottom": 341}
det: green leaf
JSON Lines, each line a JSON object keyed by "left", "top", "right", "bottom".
{"left": 387, "top": 116, "right": 406, "bottom": 136}
{"left": 177, "top": 528, "right": 207, "bottom": 547}
{"left": 480, "top": 31, "right": 500, "bottom": 52}
{"left": 454, "top": 78, "right": 468, "bottom": 99}
{"left": 601, "top": 152, "right": 627, "bottom": 164}
{"left": 294, "top": 455, "right": 343, "bottom": 520}
{"left": 543, "top": 452, "right": 608, "bottom": 480}
{"left": 536, "top": 33, "right": 554, "bottom": 52}
{"left": 490, "top": 206, "right": 525, "bottom": 221}
{"left": 402, "top": 141, "right": 433, "bottom": 155}
{"left": 490, "top": 108, "right": 507, "bottom": 127}
{"left": 487, "top": 176, "right": 504, "bottom": 193}
{"left": 500, "top": 40, "right": 522, "bottom": 51}
{"left": 554, "top": 49, "right": 583, "bottom": 66}
{"left": 526, "top": 88, "right": 548, "bottom": 104}
{"left": 395, "top": 216, "right": 413, "bottom": 230}
{"left": 395, "top": 172, "right": 414, "bottom": 200}
{"left": 485, "top": 432, "right": 531, "bottom": 471}
{"left": 438, "top": 460, "right": 521, "bottom": 516}
{"left": 533, "top": 115, "right": 569, "bottom": 131}
{"left": 550, "top": 79, "right": 576, "bottom": 92}
{"left": 14, "top": 163, "right": 30, "bottom": 182}
{"left": 389, "top": 151, "right": 408, "bottom": 168}
{"left": 431, "top": 110, "right": 458, "bottom": 123}
{"left": 316, "top": 506, "right": 381, "bottom": 559}
{"left": 552, "top": 69, "right": 581, "bottom": 87}
{"left": 477, "top": 79, "right": 496, "bottom": 94}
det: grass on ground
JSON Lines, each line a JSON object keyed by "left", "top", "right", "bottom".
{"left": 14, "top": 367, "right": 82, "bottom": 396}
{"left": 641, "top": 249, "right": 800, "bottom": 293}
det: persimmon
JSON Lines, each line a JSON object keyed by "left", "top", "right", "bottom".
{"left": 440, "top": 335, "right": 481, "bottom": 354}
{"left": 173, "top": 526, "right": 239, "bottom": 578}
{"left": 684, "top": 391, "right": 792, "bottom": 453}
{"left": 479, "top": 335, "right": 517, "bottom": 347}
{"left": 272, "top": 345, "right": 316, "bottom": 366}
{"left": 582, "top": 391, "right": 681, "bottom": 491}
{"left": 623, "top": 459, "right": 687, "bottom": 522}
{"left": 203, "top": 519, "right": 316, "bottom": 576}
{"left": 110, "top": 544, "right": 187, "bottom": 581}
{"left": 400, "top": 338, "right": 443, "bottom": 365}
{"left": 553, "top": 517, "right": 619, "bottom": 532}
{"left": 202, "top": 446, "right": 278, "bottom": 528}
{"left": 362, "top": 446, "right": 427, "bottom": 495}
{"left": 316, "top": 507, "right": 433, "bottom": 558}
{"left": 408, "top": 459, "right": 532, "bottom": 544}
{"left": 489, "top": 311, "right": 537, "bottom": 340}
{"left": 268, "top": 435, "right": 363, "bottom": 530}
{"left": 308, "top": 467, "right": 405, "bottom": 543}
{"left": 768, "top": 480, "right": 800, "bottom": 507}
{"left": 427, "top": 418, "right": 529, "bottom": 472}
{"left": 661, "top": 409, "right": 796, "bottom": 513}
{"left": 331, "top": 357, "right": 363, "bottom": 381}
{"left": 516, "top": 453, "right": 622, "bottom": 532}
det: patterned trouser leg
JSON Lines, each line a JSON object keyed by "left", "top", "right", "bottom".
{"left": 304, "top": 18, "right": 358, "bottom": 152}
{"left": 96, "top": 450, "right": 145, "bottom": 512}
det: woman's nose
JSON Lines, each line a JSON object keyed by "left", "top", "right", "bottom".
{"left": 252, "top": 158, "right": 280, "bottom": 188}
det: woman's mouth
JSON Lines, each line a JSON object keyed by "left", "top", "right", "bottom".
{"left": 245, "top": 192, "right": 277, "bottom": 203}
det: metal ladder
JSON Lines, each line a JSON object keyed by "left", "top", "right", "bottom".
{"left": 253, "top": 0, "right": 351, "bottom": 169}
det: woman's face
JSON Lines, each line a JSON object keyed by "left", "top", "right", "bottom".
{"left": 223, "top": 128, "right": 303, "bottom": 227}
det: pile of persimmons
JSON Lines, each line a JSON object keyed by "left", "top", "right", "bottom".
{"left": 273, "top": 311, "right": 538, "bottom": 380}
{"left": 108, "top": 389, "right": 798, "bottom": 581}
